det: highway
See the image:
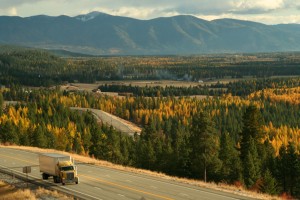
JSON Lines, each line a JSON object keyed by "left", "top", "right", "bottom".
{"left": 70, "top": 107, "right": 141, "bottom": 136}
{"left": 0, "top": 147, "right": 255, "bottom": 200}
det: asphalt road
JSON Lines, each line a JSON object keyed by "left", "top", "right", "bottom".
{"left": 70, "top": 107, "right": 141, "bottom": 136}
{"left": 0, "top": 147, "right": 256, "bottom": 200}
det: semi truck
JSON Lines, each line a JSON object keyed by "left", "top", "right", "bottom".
{"left": 39, "top": 153, "right": 79, "bottom": 185}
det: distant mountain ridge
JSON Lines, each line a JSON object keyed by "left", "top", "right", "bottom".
{"left": 1, "top": 12, "right": 300, "bottom": 55}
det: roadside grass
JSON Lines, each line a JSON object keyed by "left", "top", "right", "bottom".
{"left": 0, "top": 180, "right": 72, "bottom": 200}
{"left": 0, "top": 144, "right": 280, "bottom": 200}
{"left": 0, "top": 180, "right": 35, "bottom": 200}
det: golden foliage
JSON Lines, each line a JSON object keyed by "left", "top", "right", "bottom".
{"left": 263, "top": 124, "right": 300, "bottom": 155}
{"left": 249, "top": 87, "right": 300, "bottom": 105}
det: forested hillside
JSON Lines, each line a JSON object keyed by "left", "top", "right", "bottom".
{"left": 0, "top": 76, "right": 299, "bottom": 197}
{"left": 0, "top": 47, "right": 299, "bottom": 197}
{"left": 0, "top": 47, "right": 300, "bottom": 87}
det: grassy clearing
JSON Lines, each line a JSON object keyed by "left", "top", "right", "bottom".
{"left": 0, "top": 180, "right": 72, "bottom": 200}
{"left": 61, "top": 76, "right": 299, "bottom": 92}
{"left": 0, "top": 144, "right": 280, "bottom": 200}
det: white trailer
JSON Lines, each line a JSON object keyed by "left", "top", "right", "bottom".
{"left": 39, "top": 153, "right": 79, "bottom": 185}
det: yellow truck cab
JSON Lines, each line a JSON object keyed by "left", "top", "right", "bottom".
{"left": 58, "top": 160, "right": 79, "bottom": 185}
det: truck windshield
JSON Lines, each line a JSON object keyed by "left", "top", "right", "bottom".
{"left": 60, "top": 166, "right": 74, "bottom": 171}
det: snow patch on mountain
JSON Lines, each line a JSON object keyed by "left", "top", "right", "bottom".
{"left": 76, "top": 11, "right": 106, "bottom": 22}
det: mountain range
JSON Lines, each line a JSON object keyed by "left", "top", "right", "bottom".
{"left": 1, "top": 12, "right": 300, "bottom": 55}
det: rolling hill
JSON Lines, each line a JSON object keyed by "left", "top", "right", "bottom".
{"left": 1, "top": 12, "right": 300, "bottom": 55}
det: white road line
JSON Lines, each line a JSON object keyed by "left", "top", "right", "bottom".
{"left": 179, "top": 193, "right": 189, "bottom": 197}
{"left": 93, "top": 167, "right": 241, "bottom": 200}
{"left": 180, "top": 186, "right": 240, "bottom": 200}
{"left": 80, "top": 164, "right": 242, "bottom": 200}
{"left": 94, "top": 186, "right": 102, "bottom": 190}
{"left": 62, "top": 186, "right": 102, "bottom": 200}
{"left": 150, "top": 185, "right": 157, "bottom": 189}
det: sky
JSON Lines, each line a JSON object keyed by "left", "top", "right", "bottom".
{"left": 0, "top": 0, "right": 300, "bottom": 24}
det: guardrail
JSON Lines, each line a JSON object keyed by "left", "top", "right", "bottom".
{"left": 0, "top": 164, "right": 93, "bottom": 200}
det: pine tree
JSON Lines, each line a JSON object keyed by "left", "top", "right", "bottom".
{"left": 275, "top": 143, "right": 300, "bottom": 197}
{"left": 259, "top": 169, "right": 278, "bottom": 195}
{"left": 219, "top": 132, "right": 243, "bottom": 183}
{"left": 285, "top": 142, "right": 300, "bottom": 197}
{"left": 106, "top": 127, "right": 122, "bottom": 164}
{"left": 169, "top": 123, "right": 191, "bottom": 177}
{"left": 136, "top": 138, "right": 156, "bottom": 170}
{"left": 32, "top": 124, "right": 47, "bottom": 148}
{"left": 0, "top": 120, "right": 19, "bottom": 144}
{"left": 239, "top": 105, "right": 264, "bottom": 188}
{"left": 240, "top": 104, "right": 263, "bottom": 161}
{"left": 275, "top": 145, "right": 288, "bottom": 193}
{"left": 0, "top": 92, "right": 3, "bottom": 115}
{"left": 189, "top": 111, "right": 221, "bottom": 182}
{"left": 243, "top": 136, "right": 261, "bottom": 188}
{"left": 82, "top": 127, "right": 92, "bottom": 154}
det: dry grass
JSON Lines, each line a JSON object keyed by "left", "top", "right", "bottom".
{"left": 59, "top": 83, "right": 97, "bottom": 92}
{"left": 60, "top": 80, "right": 207, "bottom": 92}
{"left": 0, "top": 181, "right": 35, "bottom": 200}
{"left": 34, "top": 187, "right": 72, "bottom": 200}
{"left": 0, "top": 180, "right": 72, "bottom": 200}
{"left": 1, "top": 144, "right": 280, "bottom": 200}
{"left": 60, "top": 76, "right": 298, "bottom": 94}
{"left": 94, "top": 80, "right": 206, "bottom": 88}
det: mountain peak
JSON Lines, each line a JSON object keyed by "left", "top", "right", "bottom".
{"left": 75, "top": 11, "right": 109, "bottom": 22}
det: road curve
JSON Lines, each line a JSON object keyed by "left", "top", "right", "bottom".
{"left": 70, "top": 107, "right": 141, "bottom": 136}
{"left": 0, "top": 147, "right": 256, "bottom": 200}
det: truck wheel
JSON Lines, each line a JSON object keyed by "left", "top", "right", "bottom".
{"left": 42, "top": 173, "right": 48, "bottom": 180}
{"left": 53, "top": 176, "right": 59, "bottom": 183}
{"left": 62, "top": 182, "right": 65, "bottom": 185}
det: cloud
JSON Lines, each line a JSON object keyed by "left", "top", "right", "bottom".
{"left": 0, "top": 7, "right": 18, "bottom": 16}
{"left": 161, "top": 1, "right": 235, "bottom": 15}
{"left": 85, "top": 7, "right": 169, "bottom": 19}
{"left": 229, "top": 0, "right": 285, "bottom": 14}
{"left": 8, "top": 7, "right": 18, "bottom": 16}
{"left": 0, "top": 0, "right": 299, "bottom": 24}
{"left": 195, "top": 12, "right": 300, "bottom": 25}
{"left": 0, "top": 0, "right": 47, "bottom": 9}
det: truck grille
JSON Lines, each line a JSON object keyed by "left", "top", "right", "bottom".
{"left": 67, "top": 172, "right": 74, "bottom": 180}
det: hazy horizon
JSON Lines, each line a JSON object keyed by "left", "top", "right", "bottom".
{"left": 0, "top": 0, "right": 300, "bottom": 25}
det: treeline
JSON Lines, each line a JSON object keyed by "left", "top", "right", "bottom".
{"left": 215, "top": 77, "right": 300, "bottom": 96}
{"left": 99, "top": 84, "right": 214, "bottom": 97}
{"left": 1, "top": 47, "right": 300, "bottom": 87}
{"left": 99, "top": 77, "right": 300, "bottom": 97}
{"left": 0, "top": 82, "right": 299, "bottom": 197}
